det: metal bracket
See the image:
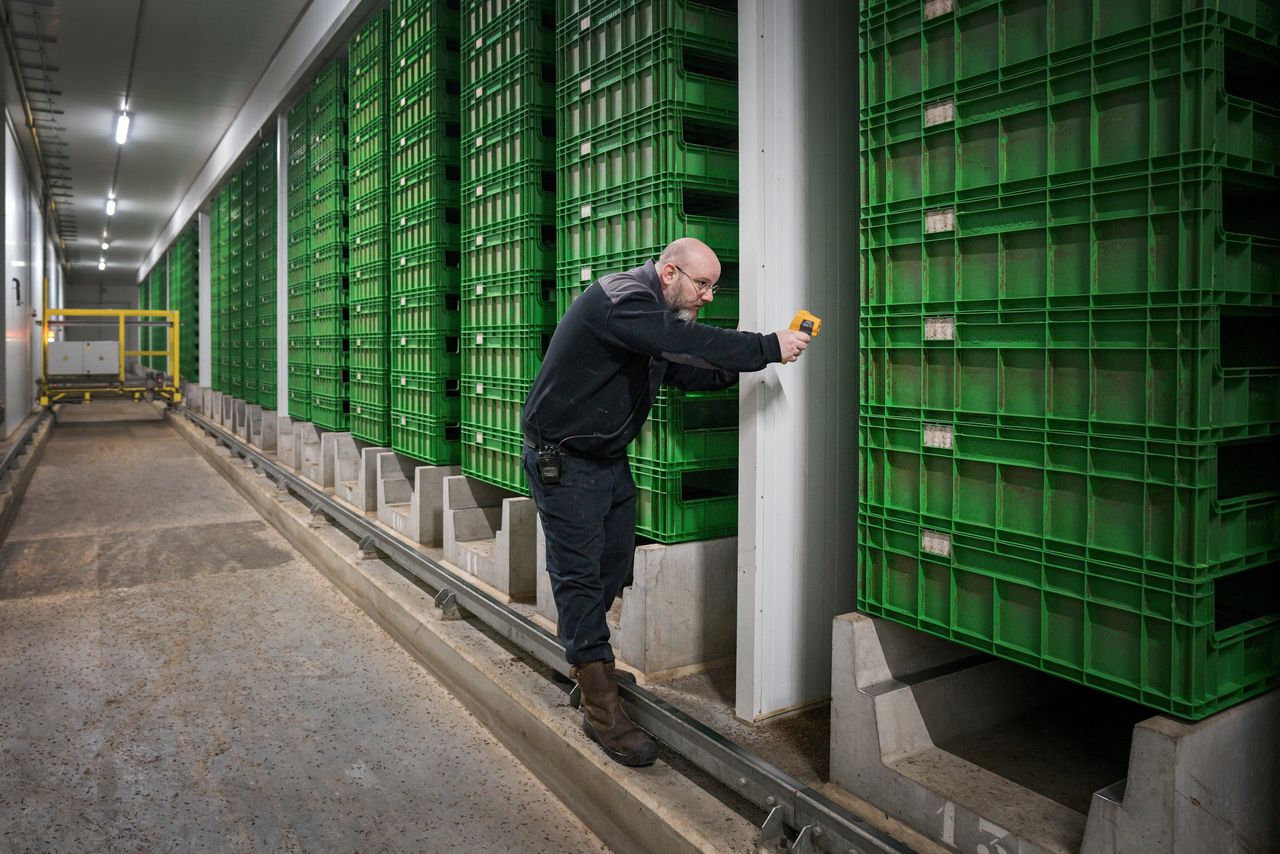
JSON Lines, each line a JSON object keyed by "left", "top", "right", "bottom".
{"left": 434, "top": 588, "right": 461, "bottom": 620}
{"left": 568, "top": 681, "right": 582, "bottom": 709}
{"left": 308, "top": 501, "right": 326, "bottom": 526}
{"left": 276, "top": 477, "right": 290, "bottom": 494}
{"left": 758, "top": 805, "right": 787, "bottom": 852}
{"left": 357, "top": 535, "right": 379, "bottom": 560}
{"left": 790, "top": 825, "right": 819, "bottom": 854}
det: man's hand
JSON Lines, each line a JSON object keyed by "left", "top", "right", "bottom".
{"left": 776, "top": 330, "right": 811, "bottom": 364}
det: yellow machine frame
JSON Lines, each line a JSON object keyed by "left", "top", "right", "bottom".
{"left": 39, "top": 307, "right": 183, "bottom": 406}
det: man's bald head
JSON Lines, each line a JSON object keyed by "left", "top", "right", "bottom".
{"left": 659, "top": 237, "right": 719, "bottom": 272}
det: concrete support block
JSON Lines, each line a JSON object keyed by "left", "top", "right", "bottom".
{"left": 221, "top": 393, "right": 235, "bottom": 427}
{"left": 234, "top": 399, "right": 250, "bottom": 441}
{"left": 829, "top": 612, "right": 1080, "bottom": 854}
{"left": 316, "top": 431, "right": 350, "bottom": 490}
{"left": 614, "top": 538, "right": 735, "bottom": 680}
{"left": 249, "top": 406, "right": 276, "bottom": 451}
{"left": 535, "top": 516, "right": 557, "bottom": 626}
{"left": 1081, "top": 692, "right": 1279, "bottom": 854}
{"left": 185, "top": 384, "right": 202, "bottom": 411}
{"left": 443, "top": 477, "right": 536, "bottom": 601}
{"left": 375, "top": 453, "right": 456, "bottom": 546}
{"left": 299, "top": 423, "right": 323, "bottom": 484}
{"left": 276, "top": 416, "right": 300, "bottom": 470}
{"left": 335, "top": 443, "right": 388, "bottom": 512}
{"left": 210, "top": 390, "right": 223, "bottom": 424}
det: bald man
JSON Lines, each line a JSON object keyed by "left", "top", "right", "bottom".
{"left": 521, "top": 238, "right": 809, "bottom": 766}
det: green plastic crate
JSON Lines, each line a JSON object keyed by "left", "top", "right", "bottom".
{"left": 391, "top": 244, "right": 462, "bottom": 295}
{"left": 311, "top": 395, "right": 349, "bottom": 431}
{"left": 352, "top": 156, "right": 390, "bottom": 198}
{"left": 857, "top": 511, "right": 1280, "bottom": 719}
{"left": 395, "top": 25, "right": 463, "bottom": 94}
{"left": 311, "top": 244, "right": 348, "bottom": 278}
{"left": 465, "top": 56, "right": 555, "bottom": 132}
{"left": 461, "top": 422, "right": 527, "bottom": 492}
{"left": 351, "top": 10, "right": 389, "bottom": 70}
{"left": 393, "top": 372, "right": 463, "bottom": 419}
{"left": 351, "top": 194, "right": 389, "bottom": 234}
{"left": 391, "top": 1, "right": 461, "bottom": 72}
{"left": 351, "top": 262, "right": 391, "bottom": 302}
{"left": 392, "top": 71, "right": 463, "bottom": 138}
{"left": 465, "top": 107, "right": 555, "bottom": 178}
{"left": 392, "top": 101, "right": 463, "bottom": 173}
{"left": 462, "top": 375, "right": 527, "bottom": 434}
{"left": 862, "top": 304, "right": 1280, "bottom": 442}
{"left": 391, "top": 329, "right": 463, "bottom": 374}
{"left": 391, "top": 287, "right": 461, "bottom": 334}
{"left": 557, "top": 35, "right": 737, "bottom": 138}
{"left": 631, "top": 459, "right": 736, "bottom": 542}
{"left": 351, "top": 87, "right": 390, "bottom": 134}
{"left": 392, "top": 203, "right": 462, "bottom": 255}
{"left": 460, "top": 324, "right": 550, "bottom": 382}
{"left": 557, "top": 108, "right": 737, "bottom": 203}
{"left": 463, "top": 284, "right": 555, "bottom": 328}
{"left": 311, "top": 210, "right": 347, "bottom": 246}
{"left": 631, "top": 388, "right": 737, "bottom": 469}
{"left": 350, "top": 124, "right": 388, "bottom": 170}
{"left": 351, "top": 400, "right": 391, "bottom": 444}
{"left": 351, "top": 377, "right": 390, "bottom": 407}
{"left": 350, "top": 334, "right": 389, "bottom": 371}
{"left": 392, "top": 410, "right": 462, "bottom": 465}
{"left": 310, "top": 365, "right": 348, "bottom": 398}
{"left": 352, "top": 226, "right": 390, "bottom": 267}
{"left": 862, "top": 163, "right": 1280, "bottom": 309}
{"left": 310, "top": 303, "right": 348, "bottom": 336}
{"left": 464, "top": 162, "right": 555, "bottom": 227}
{"left": 464, "top": 215, "right": 554, "bottom": 279}
{"left": 557, "top": 0, "right": 738, "bottom": 59}
{"left": 310, "top": 181, "right": 349, "bottom": 221}
{"left": 860, "top": 408, "right": 1280, "bottom": 583}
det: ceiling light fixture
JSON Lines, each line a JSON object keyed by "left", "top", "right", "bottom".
{"left": 98, "top": 258, "right": 106, "bottom": 271}
{"left": 115, "top": 111, "right": 130, "bottom": 145}
{"left": 106, "top": 193, "right": 117, "bottom": 216}
{"left": 101, "top": 241, "right": 110, "bottom": 250}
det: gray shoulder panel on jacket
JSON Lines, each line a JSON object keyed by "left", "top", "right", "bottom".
{"left": 600, "top": 269, "right": 655, "bottom": 304}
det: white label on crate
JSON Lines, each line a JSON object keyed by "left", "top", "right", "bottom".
{"left": 355, "top": 201, "right": 362, "bottom": 211}
{"left": 581, "top": 139, "right": 592, "bottom": 156}
{"left": 475, "top": 185, "right": 483, "bottom": 196}
{"left": 355, "top": 338, "right": 362, "bottom": 347}
{"left": 922, "top": 530, "right": 952, "bottom": 557}
{"left": 924, "top": 315, "right": 956, "bottom": 341}
{"left": 924, "top": 99, "right": 954, "bottom": 127}
{"left": 581, "top": 16, "right": 590, "bottom": 30}
{"left": 356, "top": 372, "right": 363, "bottom": 381}
{"left": 400, "top": 257, "right": 406, "bottom": 266}
{"left": 924, "top": 0, "right": 953, "bottom": 20}
{"left": 400, "top": 297, "right": 407, "bottom": 306}
{"left": 475, "top": 283, "right": 484, "bottom": 295}
{"left": 400, "top": 96, "right": 406, "bottom": 106}
{"left": 401, "top": 336, "right": 407, "bottom": 346}
{"left": 925, "top": 207, "right": 955, "bottom": 233}
{"left": 476, "top": 136, "right": 484, "bottom": 148}
{"left": 400, "top": 217, "right": 407, "bottom": 226}
{"left": 476, "top": 234, "right": 484, "bottom": 246}
{"left": 476, "top": 87, "right": 484, "bottom": 98}
{"left": 476, "top": 333, "right": 485, "bottom": 344}
{"left": 315, "top": 368, "right": 320, "bottom": 376}
{"left": 923, "top": 423, "right": 954, "bottom": 449}
{"left": 400, "top": 376, "right": 406, "bottom": 385}
{"left": 401, "top": 416, "right": 407, "bottom": 426}
{"left": 476, "top": 382, "right": 485, "bottom": 394}
{"left": 400, "top": 57, "right": 406, "bottom": 68}
{"left": 355, "top": 406, "right": 362, "bottom": 415}
{"left": 399, "top": 17, "right": 405, "bottom": 28}
{"left": 580, "top": 203, "right": 591, "bottom": 219}
{"left": 400, "top": 176, "right": 406, "bottom": 185}
{"left": 581, "top": 77, "right": 591, "bottom": 93}
{"left": 580, "top": 266, "right": 592, "bottom": 281}
{"left": 476, "top": 37, "right": 483, "bottom": 49}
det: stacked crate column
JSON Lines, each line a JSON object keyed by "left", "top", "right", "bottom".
{"left": 287, "top": 96, "right": 312, "bottom": 421}
{"left": 257, "top": 138, "right": 279, "bottom": 409}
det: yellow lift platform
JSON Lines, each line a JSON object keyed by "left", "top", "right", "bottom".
{"left": 39, "top": 308, "right": 183, "bottom": 406}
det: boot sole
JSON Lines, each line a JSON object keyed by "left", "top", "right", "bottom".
{"left": 582, "top": 718, "right": 658, "bottom": 767}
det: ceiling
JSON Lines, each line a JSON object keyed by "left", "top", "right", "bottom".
{"left": 4, "top": 0, "right": 312, "bottom": 287}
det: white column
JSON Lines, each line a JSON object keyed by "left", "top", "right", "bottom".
{"left": 198, "top": 210, "right": 212, "bottom": 385}
{"left": 277, "top": 113, "right": 289, "bottom": 413}
{"left": 735, "top": 0, "right": 858, "bottom": 722}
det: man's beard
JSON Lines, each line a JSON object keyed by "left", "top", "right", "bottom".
{"left": 671, "top": 304, "right": 698, "bottom": 322}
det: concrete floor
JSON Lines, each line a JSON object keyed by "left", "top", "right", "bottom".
{"left": 0, "top": 402, "right": 607, "bottom": 853}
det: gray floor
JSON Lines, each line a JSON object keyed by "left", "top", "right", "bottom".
{"left": 0, "top": 402, "right": 607, "bottom": 853}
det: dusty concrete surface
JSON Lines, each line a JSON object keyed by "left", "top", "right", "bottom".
{"left": 0, "top": 405, "right": 607, "bottom": 853}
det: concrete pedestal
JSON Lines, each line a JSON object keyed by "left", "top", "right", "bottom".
{"left": 828, "top": 612, "right": 1280, "bottom": 854}
{"left": 221, "top": 394, "right": 235, "bottom": 428}
{"left": 335, "top": 441, "right": 387, "bottom": 512}
{"left": 443, "top": 476, "right": 536, "bottom": 602}
{"left": 234, "top": 399, "right": 250, "bottom": 441}
{"left": 298, "top": 423, "right": 323, "bottom": 484}
{"left": 249, "top": 406, "right": 276, "bottom": 451}
{"left": 1081, "top": 693, "right": 1279, "bottom": 853}
{"left": 316, "top": 431, "right": 349, "bottom": 490}
{"left": 276, "top": 416, "right": 300, "bottom": 470}
{"left": 210, "top": 390, "right": 223, "bottom": 424}
{"left": 200, "top": 387, "right": 214, "bottom": 418}
{"left": 375, "top": 453, "right": 456, "bottom": 546}
{"left": 536, "top": 520, "right": 736, "bottom": 680}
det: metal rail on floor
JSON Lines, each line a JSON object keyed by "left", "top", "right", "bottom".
{"left": 0, "top": 411, "right": 49, "bottom": 490}
{"left": 181, "top": 406, "right": 913, "bottom": 854}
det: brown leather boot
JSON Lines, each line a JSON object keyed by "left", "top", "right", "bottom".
{"left": 571, "top": 660, "right": 658, "bottom": 767}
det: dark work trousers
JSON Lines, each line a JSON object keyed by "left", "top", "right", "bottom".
{"left": 522, "top": 447, "right": 637, "bottom": 665}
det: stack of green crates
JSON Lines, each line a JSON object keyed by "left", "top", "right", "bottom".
{"left": 460, "top": 0, "right": 557, "bottom": 494}
{"left": 242, "top": 151, "right": 260, "bottom": 402}
{"left": 309, "top": 57, "right": 350, "bottom": 431}
{"left": 857, "top": 3, "right": 1280, "bottom": 718}
{"left": 228, "top": 171, "right": 245, "bottom": 398}
{"left": 257, "top": 138, "right": 278, "bottom": 409}
{"left": 348, "top": 11, "right": 392, "bottom": 444}
{"left": 287, "top": 96, "right": 312, "bottom": 421}
{"left": 152, "top": 263, "right": 167, "bottom": 372}
{"left": 389, "top": 0, "right": 463, "bottom": 464}
{"left": 169, "top": 222, "right": 198, "bottom": 383}
{"left": 212, "top": 188, "right": 228, "bottom": 390}
{"left": 556, "top": 0, "right": 741, "bottom": 542}
{"left": 138, "top": 274, "right": 150, "bottom": 370}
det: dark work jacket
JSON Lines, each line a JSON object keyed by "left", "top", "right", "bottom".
{"left": 521, "top": 260, "right": 781, "bottom": 459}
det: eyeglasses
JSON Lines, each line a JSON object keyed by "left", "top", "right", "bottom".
{"left": 674, "top": 264, "right": 719, "bottom": 295}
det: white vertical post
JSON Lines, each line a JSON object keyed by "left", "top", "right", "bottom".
{"left": 277, "top": 113, "right": 289, "bottom": 413}
{"left": 735, "top": 0, "right": 858, "bottom": 722}
{"left": 198, "top": 210, "right": 212, "bottom": 386}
